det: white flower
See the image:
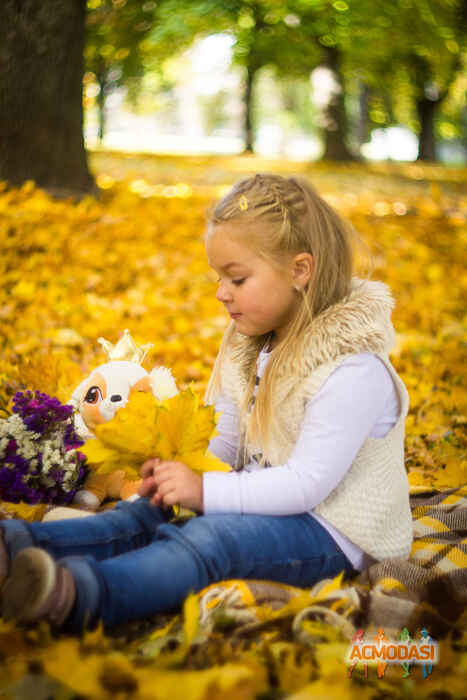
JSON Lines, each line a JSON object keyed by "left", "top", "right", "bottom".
{"left": 0, "top": 407, "right": 82, "bottom": 496}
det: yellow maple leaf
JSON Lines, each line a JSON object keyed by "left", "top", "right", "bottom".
{"left": 408, "top": 469, "right": 437, "bottom": 494}
{"left": 0, "top": 502, "right": 48, "bottom": 522}
{"left": 155, "top": 390, "right": 220, "bottom": 458}
{"left": 152, "top": 590, "right": 201, "bottom": 668}
{"left": 180, "top": 449, "right": 230, "bottom": 474}
{"left": 80, "top": 387, "right": 230, "bottom": 480}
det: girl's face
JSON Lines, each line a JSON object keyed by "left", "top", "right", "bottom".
{"left": 206, "top": 223, "right": 301, "bottom": 348}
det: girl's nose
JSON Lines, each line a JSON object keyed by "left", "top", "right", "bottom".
{"left": 216, "top": 282, "right": 232, "bottom": 303}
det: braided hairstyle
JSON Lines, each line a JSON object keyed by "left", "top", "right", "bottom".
{"left": 204, "top": 173, "right": 371, "bottom": 463}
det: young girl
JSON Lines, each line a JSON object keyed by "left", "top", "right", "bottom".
{"left": 0, "top": 173, "right": 413, "bottom": 633}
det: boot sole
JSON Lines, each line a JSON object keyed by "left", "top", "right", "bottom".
{"left": 1, "top": 547, "right": 56, "bottom": 623}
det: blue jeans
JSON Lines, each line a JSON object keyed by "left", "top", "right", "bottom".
{"left": 0, "top": 498, "right": 359, "bottom": 633}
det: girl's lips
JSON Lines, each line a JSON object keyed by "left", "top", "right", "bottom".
{"left": 229, "top": 312, "right": 242, "bottom": 318}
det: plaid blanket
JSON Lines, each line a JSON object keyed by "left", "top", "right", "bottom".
{"left": 195, "top": 484, "right": 467, "bottom": 641}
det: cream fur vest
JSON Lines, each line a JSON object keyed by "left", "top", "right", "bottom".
{"left": 214, "top": 278, "right": 413, "bottom": 561}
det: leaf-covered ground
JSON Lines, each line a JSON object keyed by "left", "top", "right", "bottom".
{"left": 0, "top": 153, "right": 466, "bottom": 698}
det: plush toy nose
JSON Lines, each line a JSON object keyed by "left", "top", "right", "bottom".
{"left": 110, "top": 394, "right": 122, "bottom": 402}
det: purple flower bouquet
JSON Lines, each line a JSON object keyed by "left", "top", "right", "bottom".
{"left": 0, "top": 391, "right": 87, "bottom": 504}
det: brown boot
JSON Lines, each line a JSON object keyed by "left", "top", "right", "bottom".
{"left": 0, "top": 529, "right": 9, "bottom": 587}
{"left": 1, "top": 547, "right": 76, "bottom": 627}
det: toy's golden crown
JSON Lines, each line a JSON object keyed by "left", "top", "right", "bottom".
{"left": 98, "top": 329, "right": 153, "bottom": 364}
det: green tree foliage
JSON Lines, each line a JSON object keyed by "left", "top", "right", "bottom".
{"left": 84, "top": 0, "right": 466, "bottom": 161}
{"left": 85, "top": 0, "right": 160, "bottom": 140}
{"left": 148, "top": 1, "right": 321, "bottom": 152}
{"left": 334, "top": 0, "right": 467, "bottom": 161}
{"left": 278, "top": 0, "right": 466, "bottom": 161}
{"left": 381, "top": 0, "right": 466, "bottom": 161}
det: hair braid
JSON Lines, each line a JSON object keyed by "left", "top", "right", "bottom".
{"left": 260, "top": 175, "right": 291, "bottom": 235}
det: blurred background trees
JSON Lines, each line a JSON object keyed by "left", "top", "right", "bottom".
{"left": 1, "top": 0, "right": 466, "bottom": 194}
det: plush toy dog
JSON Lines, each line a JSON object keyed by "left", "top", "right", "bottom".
{"left": 70, "top": 329, "right": 178, "bottom": 509}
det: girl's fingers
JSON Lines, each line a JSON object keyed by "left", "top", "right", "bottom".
{"left": 140, "top": 462, "right": 154, "bottom": 479}
{"left": 152, "top": 466, "right": 175, "bottom": 486}
{"left": 150, "top": 490, "right": 173, "bottom": 508}
{"left": 150, "top": 491, "right": 161, "bottom": 505}
{"left": 152, "top": 488, "right": 176, "bottom": 507}
{"left": 153, "top": 480, "right": 174, "bottom": 498}
{"left": 140, "top": 457, "right": 161, "bottom": 479}
{"left": 161, "top": 490, "right": 178, "bottom": 507}
{"left": 138, "top": 477, "right": 156, "bottom": 497}
{"left": 153, "top": 481, "right": 179, "bottom": 507}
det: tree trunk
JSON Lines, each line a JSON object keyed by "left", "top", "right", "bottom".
{"left": 321, "top": 47, "right": 357, "bottom": 161}
{"left": 357, "top": 82, "right": 370, "bottom": 147}
{"left": 416, "top": 97, "right": 437, "bottom": 161}
{"left": 96, "top": 59, "right": 108, "bottom": 144}
{"left": 0, "top": 0, "right": 96, "bottom": 197}
{"left": 243, "top": 63, "right": 255, "bottom": 154}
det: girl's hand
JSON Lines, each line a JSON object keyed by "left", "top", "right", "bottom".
{"left": 139, "top": 458, "right": 203, "bottom": 513}
{"left": 138, "top": 457, "right": 162, "bottom": 502}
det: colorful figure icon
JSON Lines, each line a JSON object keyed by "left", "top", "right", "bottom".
{"left": 348, "top": 628, "right": 368, "bottom": 678}
{"left": 373, "top": 627, "right": 389, "bottom": 678}
{"left": 399, "top": 627, "right": 412, "bottom": 678}
{"left": 420, "top": 628, "right": 434, "bottom": 678}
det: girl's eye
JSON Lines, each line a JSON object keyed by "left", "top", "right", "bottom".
{"left": 216, "top": 277, "right": 245, "bottom": 286}
{"left": 84, "top": 386, "right": 103, "bottom": 404}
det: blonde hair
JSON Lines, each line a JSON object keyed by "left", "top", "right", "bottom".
{"left": 204, "top": 173, "right": 372, "bottom": 466}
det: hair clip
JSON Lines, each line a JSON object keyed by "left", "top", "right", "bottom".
{"left": 239, "top": 195, "right": 249, "bottom": 211}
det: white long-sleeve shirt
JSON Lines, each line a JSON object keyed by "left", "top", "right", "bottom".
{"left": 204, "top": 349, "right": 401, "bottom": 571}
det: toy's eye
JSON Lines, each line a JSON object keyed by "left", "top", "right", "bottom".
{"left": 110, "top": 394, "right": 122, "bottom": 402}
{"left": 84, "top": 386, "right": 103, "bottom": 404}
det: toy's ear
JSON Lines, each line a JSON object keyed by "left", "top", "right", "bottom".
{"left": 131, "top": 375, "right": 151, "bottom": 393}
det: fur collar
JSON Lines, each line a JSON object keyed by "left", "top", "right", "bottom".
{"left": 226, "top": 277, "right": 396, "bottom": 381}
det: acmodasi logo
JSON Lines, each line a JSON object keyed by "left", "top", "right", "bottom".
{"left": 346, "top": 627, "right": 438, "bottom": 679}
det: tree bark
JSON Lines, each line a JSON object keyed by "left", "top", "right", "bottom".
{"left": 0, "top": 0, "right": 96, "bottom": 197}
{"left": 243, "top": 62, "right": 255, "bottom": 154}
{"left": 96, "top": 59, "right": 108, "bottom": 144}
{"left": 416, "top": 97, "right": 437, "bottom": 162}
{"left": 321, "top": 47, "right": 357, "bottom": 161}
{"left": 357, "top": 81, "right": 370, "bottom": 147}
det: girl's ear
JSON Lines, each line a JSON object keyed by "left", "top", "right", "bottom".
{"left": 292, "top": 252, "right": 313, "bottom": 289}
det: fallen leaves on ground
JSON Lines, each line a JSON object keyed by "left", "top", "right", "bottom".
{"left": 0, "top": 153, "right": 466, "bottom": 698}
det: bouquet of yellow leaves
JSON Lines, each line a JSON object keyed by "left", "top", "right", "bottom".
{"left": 80, "top": 388, "right": 230, "bottom": 482}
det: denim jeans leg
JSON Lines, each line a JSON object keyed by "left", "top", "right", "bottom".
{"left": 0, "top": 498, "right": 173, "bottom": 563}
{"left": 0, "top": 518, "right": 36, "bottom": 560}
{"left": 177, "top": 512, "right": 357, "bottom": 587}
{"left": 60, "top": 511, "right": 358, "bottom": 632}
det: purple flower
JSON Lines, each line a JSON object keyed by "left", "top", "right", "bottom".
{"left": 48, "top": 467, "right": 64, "bottom": 484}
{"left": 12, "top": 390, "right": 74, "bottom": 436}
{"left": 1, "top": 391, "right": 88, "bottom": 505}
{"left": 6, "top": 439, "right": 17, "bottom": 454}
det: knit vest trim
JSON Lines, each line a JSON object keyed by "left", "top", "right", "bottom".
{"left": 215, "top": 277, "right": 413, "bottom": 561}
